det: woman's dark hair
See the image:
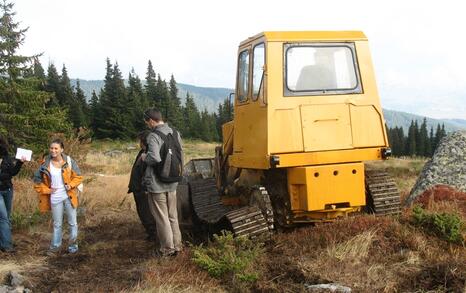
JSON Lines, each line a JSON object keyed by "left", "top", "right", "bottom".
{"left": 0, "top": 136, "right": 8, "bottom": 156}
{"left": 143, "top": 108, "right": 163, "bottom": 122}
{"left": 137, "top": 130, "right": 150, "bottom": 147}
{"left": 50, "top": 138, "right": 65, "bottom": 149}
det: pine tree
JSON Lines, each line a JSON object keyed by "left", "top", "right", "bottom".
{"left": 417, "top": 118, "right": 428, "bottom": 157}
{"left": 406, "top": 120, "right": 417, "bottom": 156}
{"left": 167, "top": 74, "right": 182, "bottom": 131}
{"left": 156, "top": 75, "right": 169, "bottom": 118}
{"left": 128, "top": 68, "right": 149, "bottom": 133}
{"left": 57, "top": 64, "right": 74, "bottom": 107}
{"left": 89, "top": 90, "right": 102, "bottom": 135}
{"left": 183, "top": 93, "right": 201, "bottom": 138}
{"left": 144, "top": 60, "right": 158, "bottom": 108}
{"left": 69, "top": 79, "right": 89, "bottom": 128}
{"left": 426, "top": 126, "right": 434, "bottom": 157}
{"left": 45, "top": 63, "right": 60, "bottom": 107}
{"left": 0, "top": 1, "right": 71, "bottom": 150}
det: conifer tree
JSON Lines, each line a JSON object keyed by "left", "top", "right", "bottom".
{"left": 58, "top": 64, "right": 74, "bottom": 107}
{"left": 156, "top": 74, "right": 169, "bottom": 118}
{"left": 183, "top": 93, "right": 201, "bottom": 138}
{"left": 417, "top": 118, "right": 428, "bottom": 156}
{"left": 128, "top": 68, "right": 149, "bottom": 133}
{"left": 167, "top": 74, "right": 182, "bottom": 130}
{"left": 144, "top": 60, "right": 159, "bottom": 108}
{"left": 0, "top": 1, "right": 71, "bottom": 150}
{"left": 45, "top": 63, "right": 60, "bottom": 107}
{"left": 69, "top": 79, "right": 89, "bottom": 128}
{"left": 89, "top": 90, "right": 102, "bottom": 135}
{"left": 406, "top": 120, "right": 417, "bottom": 156}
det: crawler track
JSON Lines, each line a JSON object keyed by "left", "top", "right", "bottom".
{"left": 189, "top": 178, "right": 270, "bottom": 238}
{"left": 365, "top": 169, "right": 401, "bottom": 215}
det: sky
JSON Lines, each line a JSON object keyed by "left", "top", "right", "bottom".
{"left": 14, "top": 0, "right": 466, "bottom": 119}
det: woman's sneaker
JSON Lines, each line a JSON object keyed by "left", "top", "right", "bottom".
{"left": 68, "top": 243, "right": 78, "bottom": 254}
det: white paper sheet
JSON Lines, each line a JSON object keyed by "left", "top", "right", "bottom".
{"left": 15, "top": 148, "right": 32, "bottom": 161}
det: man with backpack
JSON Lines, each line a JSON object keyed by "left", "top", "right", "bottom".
{"left": 142, "top": 108, "right": 183, "bottom": 257}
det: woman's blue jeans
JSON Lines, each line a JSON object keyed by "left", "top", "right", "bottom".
{"left": 0, "top": 188, "right": 13, "bottom": 250}
{"left": 51, "top": 198, "right": 78, "bottom": 252}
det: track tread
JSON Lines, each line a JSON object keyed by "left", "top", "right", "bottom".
{"left": 365, "top": 169, "right": 401, "bottom": 215}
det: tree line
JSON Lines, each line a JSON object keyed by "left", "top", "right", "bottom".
{"left": 0, "top": 1, "right": 233, "bottom": 153}
{"left": 387, "top": 118, "right": 447, "bottom": 157}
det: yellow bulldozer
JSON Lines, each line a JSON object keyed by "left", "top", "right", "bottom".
{"left": 178, "top": 31, "right": 400, "bottom": 237}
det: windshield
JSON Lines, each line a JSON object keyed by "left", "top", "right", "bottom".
{"left": 285, "top": 44, "right": 361, "bottom": 95}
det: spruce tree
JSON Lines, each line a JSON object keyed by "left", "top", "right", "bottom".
{"left": 167, "top": 74, "right": 182, "bottom": 130}
{"left": 417, "top": 118, "right": 428, "bottom": 157}
{"left": 144, "top": 60, "right": 158, "bottom": 108}
{"left": 57, "top": 64, "right": 74, "bottom": 107}
{"left": 45, "top": 63, "right": 60, "bottom": 107}
{"left": 406, "top": 120, "right": 417, "bottom": 156}
{"left": 89, "top": 90, "right": 102, "bottom": 135}
{"left": 128, "top": 68, "right": 149, "bottom": 133}
{"left": 183, "top": 93, "right": 201, "bottom": 138}
{"left": 0, "top": 1, "right": 71, "bottom": 150}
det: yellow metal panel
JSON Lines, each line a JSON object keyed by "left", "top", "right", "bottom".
{"left": 275, "top": 148, "right": 383, "bottom": 168}
{"left": 350, "top": 105, "right": 386, "bottom": 147}
{"left": 229, "top": 154, "right": 270, "bottom": 169}
{"left": 300, "top": 104, "right": 353, "bottom": 152}
{"left": 287, "top": 163, "right": 365, "bottom": 211}
{"left": 269, "top": 108, "right": 303, "bottom": 153}
{"left": 222, "top": 121, "right": 234, "bottom": 155}
{"left": 233, "top": 103, "right": 267, "bottom": 156}
{"left": 240, "top": 31, "right": 367, "bottom": 46}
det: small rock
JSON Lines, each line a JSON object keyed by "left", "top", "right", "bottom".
{"left": 126, "top": 146, "right": 137, "bottom": 150}
{"left": 8, "top": 272, "right": 24, "bottom": 287}
{"left": 0, "top": 285, "right": 10, "bottom": 293}
{"left": 305, "top": 283, "right": 352, "bottom": 292}
{"left": 104, "top": 150, "right": 123, "bottom": 157}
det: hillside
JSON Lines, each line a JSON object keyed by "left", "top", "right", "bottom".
{"left": 71, "top": 79, "right": 465, "bottom": 132}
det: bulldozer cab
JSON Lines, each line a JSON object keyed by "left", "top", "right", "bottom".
{"left": 226, "top": 31, "right": 390, "bottom": 170}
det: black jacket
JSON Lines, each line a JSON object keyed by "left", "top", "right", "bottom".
{"left": 0, "top": 154, "right": 23, "bottom": 191}
{"left": 128, "top": 150, "right": 147, "bottom": 194}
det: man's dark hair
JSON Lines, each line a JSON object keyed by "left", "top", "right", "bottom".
{"left": 0, "top": 136, "right": 8, "bottom": 156}
{"left": 143, "top": 108, "right": 163, "bottom": 122}
{"left": 137, "top": 130, "right": 150, "bottom": 147}
{"left": 50, "top": 138, "right": 65, "bottom": 149}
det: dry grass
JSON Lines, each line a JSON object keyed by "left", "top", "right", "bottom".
{"left": 326, "top": 229, "right": 377, "bottom": 260}
{"left": 5, "top": 143, "right": 465, "bottom": 292}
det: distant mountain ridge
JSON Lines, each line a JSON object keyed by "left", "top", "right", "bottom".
{"left": 71, "top": 79, "right": 465, "bottom": 132}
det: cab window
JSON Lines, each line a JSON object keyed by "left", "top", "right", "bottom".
{"left": 237, "top": 49, "right": 249, "bottom": 102}
{"left": 252, "top": 43, "right": 265, "bottom": 101}
{"left": 285, "top": 43, "right": 362, "bottom": 96}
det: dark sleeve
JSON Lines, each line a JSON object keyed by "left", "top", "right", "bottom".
{"left": 0, "top": 172, "right": 11, "bottom": 180}
{"left": 8, "top": 159, "right": 23, "bottom": 177}
{"left": 0, "top": 157, "right": 23, "bottom": 179}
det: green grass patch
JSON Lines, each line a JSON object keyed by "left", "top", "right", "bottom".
{"left": 412, "top": 206, "right": 464, "bottom": 244}
{"left": 11, "top": 209, "right": 47, "bottom": 230}
{"left": 192, "top": 231, "right": 264, "bottom": 286}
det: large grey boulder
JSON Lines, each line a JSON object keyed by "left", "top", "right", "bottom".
{"left": 405, "top": 131, "right": 466, "bottom": 205}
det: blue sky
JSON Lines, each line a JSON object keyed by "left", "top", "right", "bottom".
{"left": 15, "top": 0, "right": 466, "bottom": 119}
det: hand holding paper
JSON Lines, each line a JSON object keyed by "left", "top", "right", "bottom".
{"left": 15, "top": 148, "right": 32, "bottom": 162}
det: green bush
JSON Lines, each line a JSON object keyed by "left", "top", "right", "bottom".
{"left": 412, "top": 206, "right": 464, "bottom": 243}
{"left": 11, "top": 210, "right": 46, "bottom": 230}
{"left": 192, "top": 231, "right": 264, "bottom": 284}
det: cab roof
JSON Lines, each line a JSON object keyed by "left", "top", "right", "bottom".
{"left": 239, "top": 31, "right": 367, "bottom": 46}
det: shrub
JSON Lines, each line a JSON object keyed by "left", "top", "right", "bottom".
{"left": 412, "top": 205, "right": 464, "bottom": 244}
{"left": 11, "top": 209, "right": 47, "bottom": 230}
{"left": 192, "top": 231, "right": 264, "bottom": 285}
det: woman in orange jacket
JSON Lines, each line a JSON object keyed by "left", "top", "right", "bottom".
{"left": 33, "top": 138, "right": 83, "bottom": 254}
